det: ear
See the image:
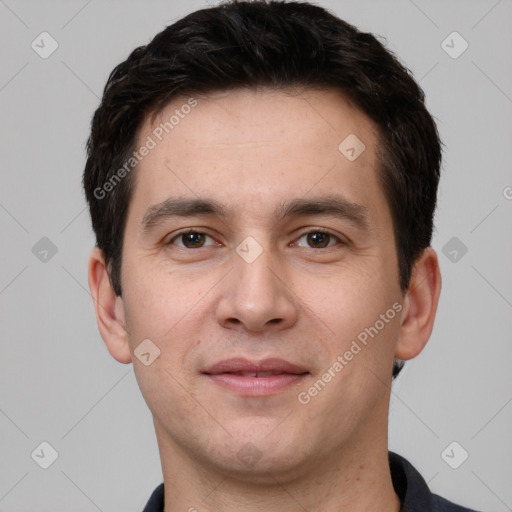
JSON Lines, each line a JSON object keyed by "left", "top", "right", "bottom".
{"left": 88, "top": 247, "right": 132, "bottom": 364}
{"left": 395, "top": 247, "right": 442, "bottom": 361}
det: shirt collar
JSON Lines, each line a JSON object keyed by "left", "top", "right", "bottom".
{"left": 389, "top": 451, "right": 435, "bottom": 511}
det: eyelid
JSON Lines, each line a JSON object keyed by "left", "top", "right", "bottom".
{"left": 165, "top": 227, "right": 347, "bottom": 249}
{"left": 292, "top": 228, "right": 346, "bottom": 248}
{"left": 167, "top": 229, "right": 219, "bottom": 247}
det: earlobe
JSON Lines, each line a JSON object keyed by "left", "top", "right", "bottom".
{"left": 395, "top": 247, "right": 442, "bottom": 361}
{"left": 88, "top": 247, "right": 132, "bottom": 364}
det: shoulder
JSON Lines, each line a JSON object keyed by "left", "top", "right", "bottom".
{"left": 142, "top": 483, "right": 165, "bottom": 512}
{"left": 432, "top": 494, "right": 483, "bottom": 512}
{"left": 389, "top": 451, "right": 484, "bottom": 512}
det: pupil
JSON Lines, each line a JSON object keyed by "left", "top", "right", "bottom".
{"left": 183, "top": 232, "right": 204, "bottom": 247}
{"left": 308, "top": 232, "right": 329, "bottom": 248}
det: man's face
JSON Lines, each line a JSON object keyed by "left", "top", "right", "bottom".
{"left": 119, "top": 88, "right": 404, "bottom": 479}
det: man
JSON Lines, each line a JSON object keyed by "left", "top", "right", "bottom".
{"left": 83, "top": 1, "right": 481, "bottom": 510}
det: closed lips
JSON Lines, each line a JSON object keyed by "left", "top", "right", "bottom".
{"left": 224, "top": 371, "right": 300, "bottom": 377}
{"left": 203, "top": 358, "right": 309, "bottom": 376}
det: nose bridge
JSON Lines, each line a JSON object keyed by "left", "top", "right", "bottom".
{"left": 216, "top": 237, "right": 298, "bottom": 331}
{"left": 235, "top": 243, "right": 278, "bottom": 297}
{"left": 233, "top": 239, "right": 281, "bottom": 306}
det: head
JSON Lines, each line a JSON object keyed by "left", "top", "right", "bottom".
{"left": 85, "top": 0, "right": 441, "bottom": 481}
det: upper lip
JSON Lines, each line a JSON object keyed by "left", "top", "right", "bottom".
{"left": 203, "top": 358, "right": 308, "bottom": 375}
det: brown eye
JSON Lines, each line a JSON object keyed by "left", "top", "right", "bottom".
{"left": 182, "top": 232, "right": 205, "bottom": 248}
{"left": 295, "top": 231, "right": 339, "bottom": 249}
{"left": 307, "top": 232, "right": 331, "bottom": 248}
{"left": 171, "top": 232, "right": 215, "bottom": 248}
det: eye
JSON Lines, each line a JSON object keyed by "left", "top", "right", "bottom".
{"left": 170, "top": 231, "right": 217, "bottom": 248}
{"left": 295, "top": 230, "right": 341, "bottom": 249}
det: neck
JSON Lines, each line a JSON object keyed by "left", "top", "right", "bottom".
{"left": 154, "top": 410, "right": 400, "bottom": 512}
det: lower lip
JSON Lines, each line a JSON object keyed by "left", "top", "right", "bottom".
{"left": 205, "top": 373, "right": 308, "bottom": 396}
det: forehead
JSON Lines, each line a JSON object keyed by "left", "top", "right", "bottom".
{"left": 130, "top": 87, "right": 388, "bottom": 226}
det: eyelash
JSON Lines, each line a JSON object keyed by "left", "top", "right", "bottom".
{"left": 168, "top": 230, "right": 218, "bottom": 248}
{"left": 293, "top": 228, "right": 343, "bottom": 248}
{"left": 167, "top": 228, "right": 344, "bottom": 249}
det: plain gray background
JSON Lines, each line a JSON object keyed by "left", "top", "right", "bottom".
{"left": 0, "top": 0, "right": 511, "bottom": 510}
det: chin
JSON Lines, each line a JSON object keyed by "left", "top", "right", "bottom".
{"left": 202, "top": 431, "right": 313, "bottom": 482}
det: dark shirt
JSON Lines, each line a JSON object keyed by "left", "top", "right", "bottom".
{"left": 142, "top": 451, "right": 482, "bottom": 511}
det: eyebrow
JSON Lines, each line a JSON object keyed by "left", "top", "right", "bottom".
{"left": 276, "top": 196, "right": 370, "bottom": 231}
{"left": 141, "top": 198, "right": 228, "bottom": 232}
{"left": 140, "top": 195, "right": 370, "bottom": 233}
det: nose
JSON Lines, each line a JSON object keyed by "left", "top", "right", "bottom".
{"left": 215, "top": 244, "right": 299, "bottom": 333}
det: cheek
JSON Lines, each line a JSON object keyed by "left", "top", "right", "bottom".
{"left": 122, "top": 253, "right": 205, "bottom": 337}
{"left": 121, "top": 257, "right": 220, "bottom": 389}
{"left": 296, "top": 262, "right": 393, "bottom": 330}
{"left": 297, "top": 263, "right": 401, "bottom": 386}
{"left": 133, "top": 361, "right": 210, "bottom": 448}
{"left": 124, "top": 279, "right": 206, "bottom": 420}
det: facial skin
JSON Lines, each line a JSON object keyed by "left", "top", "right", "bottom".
{"left": 89, "top": 87, "right": 441, "bottom": 512}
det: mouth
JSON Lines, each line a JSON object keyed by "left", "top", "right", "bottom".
{"left": 202, "top": 358, "right": 309, "bottom": 396}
